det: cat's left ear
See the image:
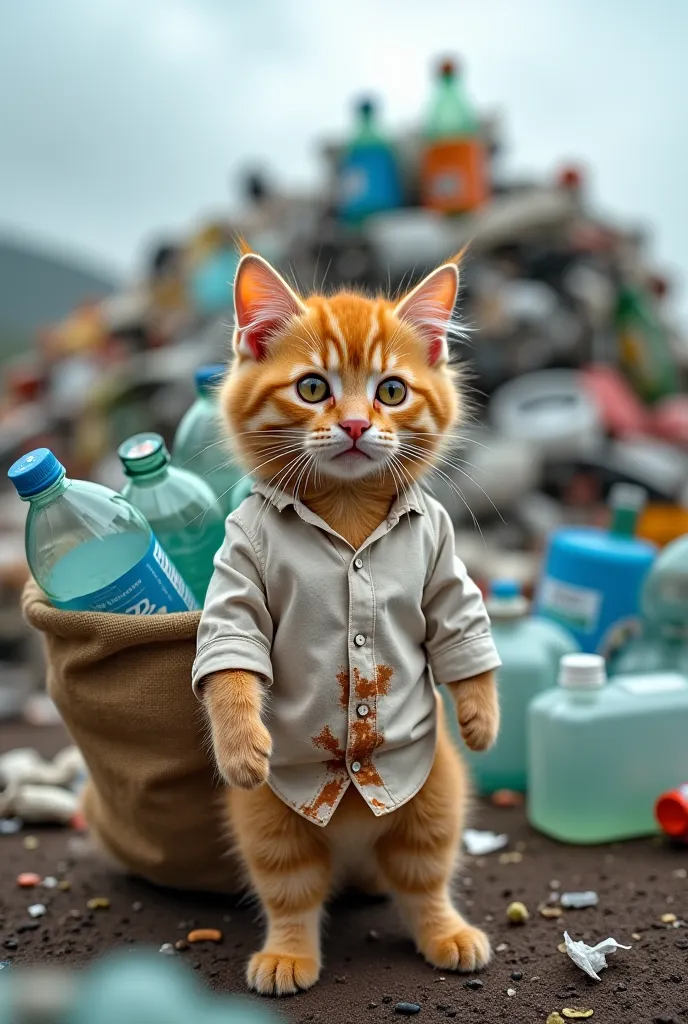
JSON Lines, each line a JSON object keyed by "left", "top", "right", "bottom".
{"left": 393, "top": 264, "right": 459, "bottom": 366}
{"left": 233, "top": 253, "right": 307, "bottom": 360}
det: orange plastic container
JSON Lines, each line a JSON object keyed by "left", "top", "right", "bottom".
{"left": 637, "top": 505, "right": 688, "bottom": 549}
{"left": 420, "top": 137, "right": 488, "bottom": 213}
{"left": 655, "top": 784, "right": 688, "bottom": 841}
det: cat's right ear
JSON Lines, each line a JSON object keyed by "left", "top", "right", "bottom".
{"left": 233, "top": 254, "right": 306, "bottom": 360}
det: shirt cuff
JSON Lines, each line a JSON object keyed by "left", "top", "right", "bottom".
{"left": 192, "top": 635, "right": 273, "bottom": 699}
{"left": 430, "top": 633, "right": 502, "bottom": 686}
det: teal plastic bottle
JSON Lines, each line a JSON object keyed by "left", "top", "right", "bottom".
{"left": 8, "top": 448, "right": 197, "bottom": 614}
{"left": 171, "top": 365, "right": 245, "bottom": 517}
{"left": 119, "top": 433, "right": 225, "bottom": 605}
{"left": 610, "top": 533, "right": 688, "bottom": 677}
{"left": 464, "top": 580, "right": 577, "bottom": 793}
{"left": 528, "top": 654, "right": 688, "bottom": 843}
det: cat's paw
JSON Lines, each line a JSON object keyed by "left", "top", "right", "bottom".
{"left": 247, "top": 952, "right": 320, "bottom": 995}
{"left": 455, "top": 672, "right": 500, "bottom": 752}
{"left": 213, "top": 716, "right": 272, "bottom": 790}
{"left": 421, "top": 924, "right": 491, "bottom": 972}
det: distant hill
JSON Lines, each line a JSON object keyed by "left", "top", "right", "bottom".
{"left": 0, "top": 237, "right": 120, "bottom": 362}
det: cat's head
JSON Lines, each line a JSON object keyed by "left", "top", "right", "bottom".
{"left": 221, "top": 250, "right": 464, "bottom": 495}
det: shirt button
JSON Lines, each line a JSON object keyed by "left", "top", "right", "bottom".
{"left": 354, "top": 634, "right": 366, "bottom": 647}
{"left": 357, "top": 704, "right": 370, "bottom": 717}
{"left": 354, "top": 557, "right": 364, "bottom": 570}
{"left": 351, "top": 761, "right": 362, "bottom": 773}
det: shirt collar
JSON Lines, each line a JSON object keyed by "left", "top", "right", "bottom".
{"left": 251, "top": 480, "right": 426, "bottom": 519}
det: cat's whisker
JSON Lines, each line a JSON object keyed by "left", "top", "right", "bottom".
{"left": 398, "top": 449, "right": 487, "bottom": 545}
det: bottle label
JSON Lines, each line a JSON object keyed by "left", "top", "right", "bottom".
{"left": 53, "top": 537, "right": 199, "bottom": 614}
{"left": 539, "top": 577, "right": 601, "bottom": 634}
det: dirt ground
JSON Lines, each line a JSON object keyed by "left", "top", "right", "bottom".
{"left": 1, "top": 722, "right": 687, "bottom": 1024}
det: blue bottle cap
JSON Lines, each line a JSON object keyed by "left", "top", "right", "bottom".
{"left": 491, "top": 579, "right": 521, "bottom": 599}
{"left": 194, "top": 364, "right": 226, "bottom": 396}
{"left": 8, "top": 448, "right": 65, "bottom": 498}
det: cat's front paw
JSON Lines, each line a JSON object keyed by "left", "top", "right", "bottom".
{"left": 247, "top": 952, "right": 320, "bottom": 996}
{"left": 454, "top": 671, "right": 500, "bottom": 752}
{"left": 421, "top": 923, "right": 491, "bottom": 972}
{"left": 213, "top": 716, "right": 272, "bottom": 789}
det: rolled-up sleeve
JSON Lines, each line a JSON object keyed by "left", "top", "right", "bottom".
{"left": 423, "top": 507, "right": 501, "bottom": 685}
{"left": 192, "top": 517, "right": 273, "bottom": 698}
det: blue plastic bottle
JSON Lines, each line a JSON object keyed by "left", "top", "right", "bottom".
{"left": 463, "top": 580, "right": 577, "bottom": 793}
{"left": 338, "top": 98, "right": 402, "bottom": 223}
{"left": 8, "top": 448, "right": 198, "bottom": 614}
{"left": 536, "top": 484, "right": 656, "bottom": 656}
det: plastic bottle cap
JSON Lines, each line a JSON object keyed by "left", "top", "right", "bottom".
{"left": 439, "top": 58, "right": 458, "bottom": 78}
{"left": 118, "top": 433, "right": 170, "bottom": 477}
{"left": 194, "top": 364, "right": 226, "bottom": 396}
{"left": 655, "top": 792, "right": 688, "bottom": 838}
{"left": 558, "top": 653, "right": 606, "bottom": 689}
{"left": 356, "top": 97, "right": 375, "bottom": 118}
{"left": 8, "top": 448, "right": 65, "bottom": 498}
{"left": 490, "top": 579, "right": 520, "bottom": 599}
{"left": 487, "top": 579, "right": 528, "bottom": 619}
{"left": 609, "top": 482, "right": 648, "bottom": 513}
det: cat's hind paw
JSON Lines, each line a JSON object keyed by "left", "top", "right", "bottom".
{"left": 247, "top": 952, "right": 320, "bottom": 996}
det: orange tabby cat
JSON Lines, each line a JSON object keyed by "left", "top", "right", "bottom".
{"left": 200, "top": 249, "right": 500, "bottom": 996}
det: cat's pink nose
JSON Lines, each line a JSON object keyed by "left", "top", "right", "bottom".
{"left": 340, "top": 419, "right": 371, "bottom": 442}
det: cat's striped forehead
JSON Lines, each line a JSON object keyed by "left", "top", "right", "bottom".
{"left": 303, "top": 293, "right": 398, "bottom": 374}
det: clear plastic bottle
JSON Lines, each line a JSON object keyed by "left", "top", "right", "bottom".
{"left": 527, "top": 654, "right": 688, "bottom": 843}
{"left": 464, "top": 580, "right": 577, "bottom": 793}
{"left": 171, "top": 365, "right": 243, "bottom": 517}
{"left": 8, "top": 448, "right": 197, "bottom": 614}
{"left": 119, "top": 433, "right": 226, "bottom": 605}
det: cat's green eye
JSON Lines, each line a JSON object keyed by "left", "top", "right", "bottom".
{"left": 376, "top": 378, "right": 407, "bottom": 407}
{"left": 297, "top": 375, "right": 330, "bottom": 403}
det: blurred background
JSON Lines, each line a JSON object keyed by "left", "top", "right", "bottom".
{"left": 1, "top": 0, "right": 688, "bottom": 715}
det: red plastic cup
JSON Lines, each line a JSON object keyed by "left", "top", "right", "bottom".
{"left": 655, "top": 784, "right": 688, "bottom": 841}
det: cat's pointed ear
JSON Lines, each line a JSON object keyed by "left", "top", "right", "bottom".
{"left": 233, "top": 253, "right": 306, "bottom": 360}
{"left": 393, "top": 264, "right": 459, "bottom": 366}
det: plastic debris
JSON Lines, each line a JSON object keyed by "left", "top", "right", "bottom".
{"left": 17, "top": 872, "right": 41, "bottom": 888}
{"left": 58, "top": 880, "right": 71, "bottom": 892}
{"left": 539, "top": 904, "right": 563, "bottom": 919}
{"left": 0, "top": 746, "right": 86, "bottom": 788}
{"left": 463, "top": 829, "right": 509, "bottom": 856}
{"left": 158, "top": 943, "right": 176, "bottom": 955}
{"left": 0, "top": 818, "right": 22, "bottom": 835}
{"left": 563, "top": 931, "right": 631, "bottom": 981}
{"left": 187, "top": 928, "right": 223, "bottom": 943}
{"left": 558, "top": 942, "right": 567, "bottom": 953}
{"left": 87, "top": 897, "right": 110, "bottom": 910}
{"left": 562, "top": 1011, "right": 593, "bottom": 1020}
{"left": 0, "top": 783, "right": 78, "bottom": 824}
{"left": 491, "top": 789, "right": 524, "bottom": 808}
{"left": 507, "top": 988, "right": 516, "bottom": 997}
{"left": 23, "top": 835, "right": 39, "bottom": 850}
{"left": 27, "top": 904, "right": 46, "bottom": 918}
{"left": 661, "top": 913, "right": 677, "bottom": 924}
{"left": 499, "top": 851, "right": 523, "bottom": 864}
{"left": 42, "top": 876, "right": 58, "bottom": 889}
{"left": 547, "top": 1014, "right": 565, "bottom": 1024}
{"left": 496, "top": 942, "right": 508, "bottom": 952}
{"left": 0, "top": 962, "right": 11, "bottom": 971}
{"left": 506, "top": 901, "right": 529, "bottom": 924}
{"left": 561, "top": 891, "right": 598, "bottom": 909}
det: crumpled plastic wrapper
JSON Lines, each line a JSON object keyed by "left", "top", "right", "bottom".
{"left": 561, "top": 891, "right": 599, "bottom": 909}
{"left": 463, "top": 829, "right": 509, "bottom": 855}
{"left": 0, "top": 783, "right": 78, "bottom": 824}
{"left": 563, "top": 930, "right": 632, "bottom": 981}
{"left": 0, "top": 747, "right": 85, "bottom": 789}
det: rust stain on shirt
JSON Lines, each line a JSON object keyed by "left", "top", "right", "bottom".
{"left": 300, "top": 776, "right": 346, "bottom": 821}
{"left": 311, "top": 724, "right": 346, "bottom": 774}
{"left": 353, "top": 664, "right": 393, "bottom": 700}
{"left": 370, "top": 797, "right": 386, "bottom": 810}
{"left": 346, "top": 664, "right": 393, "bottom": 788}
{"left": 336, "top": 669, "right": 350, "bottom": 710}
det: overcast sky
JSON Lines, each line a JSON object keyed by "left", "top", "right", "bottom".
{"left": 1, "top": 0, "right": 686, "bottom": 313}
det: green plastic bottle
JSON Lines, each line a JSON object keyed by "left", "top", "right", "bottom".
{"left": 528, "top": 654, "right": 688, "bottom": 843}
{"left": 463, "top": 580, "right": 577, "bottom": 793}
{"left": 615, "top": 284, "right": 679, "bottom": 403}
{"left": 119, "top": 433, "right": 225, "bottom": 605}
{"left": 610, "top": 533, "right": 688, "bottom": 677}
{"left": 171, "top": 365, "right": 244, "bottom": 517}
{"left": 425, "top": 59, "right": 479, "bottom": 138}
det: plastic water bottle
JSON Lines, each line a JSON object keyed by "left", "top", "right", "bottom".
{"left": 8, "top": 449, "right": 198, "bottom": 614}
{"left": 119, "top": 433, "right": 225, "bottom": 605}
{"left": 463, "top": 580, "right": 577, "bottom": 794}
{"left": 527, "top": 653, "right": 688, "bottom": 843}
{"left": 172, "top": 365, "right": 244, "bottom": 516}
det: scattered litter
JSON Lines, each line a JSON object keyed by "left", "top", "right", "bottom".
{"left": 540, "top": 904, "right": 563, "bottom": 919}
{"left": 0, "top": 784, "right": 78, "bottom": 825}
{"left": 187, "top": 928, "right": 223, "bottom": 943}
{"left": 563, "top": 931, "right": 631, "bottom": 981}
{"left": 27, "top": 904, "right": 46, "bottom": 918}
{"left": 0, "top": 746, "right": 86, "bottom": 788}
{"left": 87, "top": 897, "right": 110, "bottom": 910}
{"left": 17, "top": 873, "right": 40, "bottom": 888}
{"left": 23, "top": 835, "right": 39, "bottom": 850}
{"left": 58, "top": 880, "right": 71, "bottom": 892}
{"left": 491, "top": 789, "right": 524, "bottom": 808}
{"left": 465, "top": 979, "right": 483, "bottom": 990}
{"left": 0, "top": 818, "right": 22, "bottom": 835}
{"left": 463, "top": 829, "right": 508, "bottom": 856}
{"left": 547, "top": 1014, "right": 565, "bottom": 1024}
{"left": 561, "top": 891, "right": 599, "bottom": 909}
{"left": 70, "top": 811, "right": 88, "bottom": 832}
{"left": 562, "top": 1011, "right": 594, "bottom": 1019}
{"left": 661, "top": 913, "right": 677, "bottom": 924}
{"left": 507, "top": 988, "right": 516, "bottom": 997}
{"left": 395, "top": 1003, "right": 421, "bottom": 1016}
{"left": 550, "top": 879, "right": 561, "bottom": 889}
{"left": 672, "top": 868, "right": 687, "bottom": 879}
{"left": 499, "top": 851, "right": 523, "bottom": 865}
{"left": 631, "top": 932, "right": 641, "bottom": 940}
{"left": 175, "top": 940, "right": 189, "bottom": 951}
{"left": 558, "top": 942, "right": 568, "bottom": 953}
{"left": 496, "top": 942, "right": 508, "bottom": 952}
{"left": 506, "top": 901, "right": 529, "bottom": 924}
{"left": 158, "top": 943, "right": 176, "bottom": 955}
{"left": 42, "top": 876, "right": 58, "bottom": 889}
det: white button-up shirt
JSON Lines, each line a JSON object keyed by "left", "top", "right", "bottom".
{"left": 193, "top": 482, "right": 501, "bottom": 826}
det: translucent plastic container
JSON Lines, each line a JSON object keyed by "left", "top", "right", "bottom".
{"left": 119, "top": 433, "right": 226, "bottom": 605}
{"left": 528, "top": 654, "right": 688, "bottom": 843}
{"left": 464, "top": 580, "right": 577, "bottom": 793}
{"left": 172, "top": 365, "right": 243, "bottom": 517}
{"left": 8, "top": 448, "right": 197, "bottom": 614}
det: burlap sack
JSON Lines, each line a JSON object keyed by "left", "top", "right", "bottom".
{"left": 21, "top": 582, "right": 240, "bottom": 893}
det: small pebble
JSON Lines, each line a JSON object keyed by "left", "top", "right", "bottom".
{"left": 58, "top": 881, "right": 71, "bottom": 892}
{"left": 511, "top": 971, "right": 522, "bottom": 981}
{"left": 382, "top": 996, "right": 393, "bottom": 1005}
{"left": 464, "top": 979, "right": 483, "bottom": 990}
{"left": 616, "top": 983, "right": 627, "bottom": 991}
{"left": 175, "top": 940, "right": 189, "bottom": 951}
{"left": 496, "top": 942, "right": 508, "bottom": 952}
{"left": 631, "top": 932, "right": 641, "bottom": 940}
{"left": 506, "top": 988, "right": 516, "bottom": 997}
{"left": 368, "top": 1002, "right": 378, "bottom": 1010}
{"left": 3, "top": 940, "right": 18, "bottom": 951}
{"left": 87, "top": 898, "right": 110, "bottom": 910}
{"left": 23, "top": 836, "right": 39, "bottom": 851}
{"left": 661, "top": 913, "right": 677, "bottom": 924}
{"left": 539, "top": 904, "right": 563, "bottom": 919}
{"left": 506, "top": 901, "right": 529, "bottom": 924}
{"left": 17, "top": 873, "right": 41, "bottom": 889}
{"left": 394, "top": 1003, "right": 420, "bottom": 1016}
{"left": 491, "top": 789, "right": 523, "bottom": 808}
{"left": 27, "top": 904, "right": 46, "bottom": 918}
{"left": 549, "top": 879, "right": 561, "bottom": 889}
{"left": 547, "top": 1015, "right": 565, "bottom": 1024}
{"left": 558, "top": 942, "right": 567, "bottom": 953}
{"left": 498, "top": 851, "right": 523, "bottom": 865}
{"left": 132, "top": 902, "right": 143, "bottom": 912}
{"left": 158, "top": 943, "right": 176, "bottom": 955}
{"left": 187, "top": 929, "right": 223, "bottom": 943}
{"left": 42, "top": 877, "right": 58, "bottom": 890}
{"left": 562, "top": 1011, "right": 593, "bottom": 1019}
{"left": 335, "top": 976, "right": 347, "bottom": 984}
{"left": 0, "top": 818, "right": 22, "bottom": 835}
